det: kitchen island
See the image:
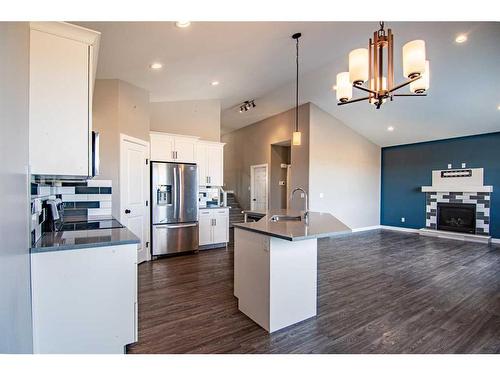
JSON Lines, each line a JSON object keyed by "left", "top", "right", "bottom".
{"left": 233, "top": 209, "right": 350, "bottom": 333}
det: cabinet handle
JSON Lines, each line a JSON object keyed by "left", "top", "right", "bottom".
{"left": 175, "top": 151, "right": 178, "bottom": 159}
{"left": 172, "top": 151, "right": 175, "bottom": 159}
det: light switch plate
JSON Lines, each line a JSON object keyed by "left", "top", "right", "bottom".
{"left": 319, "top": 193, "right": 324, "bottom": 198}
{"left": 279, "top": 180, "right": 285, "bottom": 186}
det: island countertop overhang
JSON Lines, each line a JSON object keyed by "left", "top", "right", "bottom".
{"left": 234, "top": 209, "right": 351, "bottom": 241}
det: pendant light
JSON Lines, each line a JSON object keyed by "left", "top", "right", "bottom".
{"left": 292, "top": 32, "right": 302, "bottom": 146}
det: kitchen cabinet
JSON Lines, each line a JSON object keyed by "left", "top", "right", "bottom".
{"left": 199, "top": 208, "right": 229, "bottom": 246}
{"left": 29, "top": 22, "right": 100, "bottom": 177}
{"left": 150, "top": 132, "right": 198, "bottom": 163}
{"left": 196, "top": 141, "right": 225, "bottom": 186}
{"left": 30, "top": 243, "right": 137, "bottom": 353}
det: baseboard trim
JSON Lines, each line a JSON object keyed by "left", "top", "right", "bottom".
{"left": 379, "top": 225, "right": 420, "bottom": 233}
{"left": 351, "top": 225, "right": 381, "bottom": 233}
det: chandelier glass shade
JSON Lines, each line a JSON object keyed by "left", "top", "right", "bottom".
{"left": 336, "top": 22, "right": 429, "bottom": 109}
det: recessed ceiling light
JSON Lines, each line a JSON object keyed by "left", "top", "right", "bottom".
{"left": 455, "top": 34, "right": 468, "bottom": 44}
{"left": 387, "top": 126, "right": 395, "bottom": 132}
{"left": 149, "top": 62, "right": 163, "bottom": 70}
{"left": 175, "top": 21, "right": 191, "bottom": 28}
{"left": 211, "top": 81, "right": 219, "bottom": 86}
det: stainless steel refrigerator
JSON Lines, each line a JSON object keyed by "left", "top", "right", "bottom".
{"left": 151, "top": 162, "right": 198, "bottom": 256}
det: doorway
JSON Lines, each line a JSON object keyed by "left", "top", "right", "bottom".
{"left": 270, "top": 143, "right": 291, "bottom": 209}
{"left": 120, "top": 134, "right": 150, "bottom": 264}
{"left": 250, "top": 164, "right": 268, "bottom": 211}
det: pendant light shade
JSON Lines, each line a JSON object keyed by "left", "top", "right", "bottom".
{"left": 336, "top": 72, "right": 353, "bottom": 102}
{"left": 410, "top": 60, "right": 430, "bottom": 94}
{"left": 292, "top": 131, "right": 302, "bottom": 146}
{"left": 403, "top": 39, "right": 426, "bottom": 78}
{"left": 349, "top": 48, "right": 369, "bottom": 84}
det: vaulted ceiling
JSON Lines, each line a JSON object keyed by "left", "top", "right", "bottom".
{"left": 77, "top": 21, "right": 500, "bottom": 146}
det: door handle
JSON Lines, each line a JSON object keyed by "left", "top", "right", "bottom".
{"left": 125, "top": 209, "right": 131, "bottom": 214}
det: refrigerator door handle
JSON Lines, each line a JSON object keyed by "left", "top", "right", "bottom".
{"left": 160, "top": 223, "right": 198, "bottom": 229}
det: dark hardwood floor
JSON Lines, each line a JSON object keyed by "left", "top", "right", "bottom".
{"left": 127, "top": 230, "right": 500, "bottom": 354}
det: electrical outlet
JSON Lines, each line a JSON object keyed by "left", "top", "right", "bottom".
{"left": 461, "top": 162, "right": 466, "bottom": 168}
{"left": 401, "top": 217, "right": 405, "bottom": 223}
{"left": 447, "top": 164, "right": 452, "bottom": 169}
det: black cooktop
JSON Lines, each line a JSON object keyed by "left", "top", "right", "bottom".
{"left": 57, "top": 219, "right": 124, "bottom": 232}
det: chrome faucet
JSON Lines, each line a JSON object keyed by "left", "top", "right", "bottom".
{"left": 290, "top": 187, "right": 309, "bottom": 224}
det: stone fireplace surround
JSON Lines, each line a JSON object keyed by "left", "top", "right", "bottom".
{"left": 425, "top": 191, "right": 490, "bottom": 235}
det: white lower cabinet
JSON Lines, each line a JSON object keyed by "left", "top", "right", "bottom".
{"left": 199, "top": 208, "right": 229, "bottom": 246}
{"left": 30, "top": 244, "right": 138, "bottom": 354}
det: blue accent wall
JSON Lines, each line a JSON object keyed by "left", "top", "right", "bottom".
{"left": 381, "top": 132, "right": 500, "bottom": 238}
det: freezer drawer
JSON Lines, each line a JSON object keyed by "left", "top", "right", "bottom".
{"left": 152, "top": 223, "right": 199, "bottom": 256}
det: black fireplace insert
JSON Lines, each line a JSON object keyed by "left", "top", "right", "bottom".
{"left": 437, "top": 203, "right": 476, "bottom": 234}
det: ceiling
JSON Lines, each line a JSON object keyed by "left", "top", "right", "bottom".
{"left": 77, "top": 21, "right": 500, "bottom": 147}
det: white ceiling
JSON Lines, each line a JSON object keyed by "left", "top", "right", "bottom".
{"left": 77, "top": 21, "right": 500, "bottom": 146}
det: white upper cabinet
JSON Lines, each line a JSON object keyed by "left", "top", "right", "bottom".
{"left": 150, "top": 133, "right": 175, "bottom": 162}
{"left": 173, "top": 136, "right": 197, "bottom": 163}
{"left": 196, "top": 141, "right": 225, "bottom": 186}
{"left": 29, "top": 22, "right": 100, "bottom": 177}
{"left": 150, "top": 132, "right": 198, "bottom": 163}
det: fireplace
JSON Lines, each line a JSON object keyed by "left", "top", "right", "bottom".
{"left": 437, "top": 203, "right": 476, "bottom": 234}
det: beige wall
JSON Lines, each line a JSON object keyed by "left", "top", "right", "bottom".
{"left": 150, "top": 100, "right": 221, "bottom": 142}
{"left": 308, "top": 104, "right": 381, "bottom": 229}
{"left": 92, "top": 79, "right": 150, "bottom": 218}
{"left": 222, "top": 104, "right": 310, "bottom": 210}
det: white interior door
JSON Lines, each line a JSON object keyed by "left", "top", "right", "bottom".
{"left": 120, "top": 134, "right": 150, "bottom": 263}
{"left": 250, "top": 164, "right": 268, "bottom": 212}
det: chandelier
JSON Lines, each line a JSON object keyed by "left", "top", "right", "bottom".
{"left": 335, "top": 22, "right": 429, "bottom": 109}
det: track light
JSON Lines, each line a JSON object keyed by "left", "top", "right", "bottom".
{"left": 239, "top": 100, "right": 256, "bottom": 113}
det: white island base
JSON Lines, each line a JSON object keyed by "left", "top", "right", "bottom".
{"left": 234, "top": 228, "right": 317, "bottom": 333}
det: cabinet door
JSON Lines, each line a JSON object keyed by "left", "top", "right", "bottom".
{"left": 198, "top": 210, "right": 213, "bottom": 246}
{"left": 174, "top": 136, "right": 197, "bottom": 163}
{"left": 150, "top": 133, "right": 175, "bottom": 162}
{"left": 196, "top": 143, "right": 209, "bottom": 185}
{"left": 212, "top": 210, "right": 229, "bottom": 244}
{"left": 207, "top": 144, "right": 224, "bottom": 186}
{"left": 29, "top": 29, "right": 90, "bottom": 176}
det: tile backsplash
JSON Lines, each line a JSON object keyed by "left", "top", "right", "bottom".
{"left": 31, "top": 179, "right": 113, "bottom": 221}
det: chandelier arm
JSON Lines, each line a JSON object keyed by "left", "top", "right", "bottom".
{"left": 388, "top": 75, "right": 422, "bottom": 93}
{"left": 392, "top": 94, "right": 427, "bottom": 97}
{"left": 352, "top": 84, "right": 378, "bottom": 95}
{"left": 337, "top": 96, "right": 370, "bottom": 106}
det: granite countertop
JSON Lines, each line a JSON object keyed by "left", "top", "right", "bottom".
{"left": 234, "top": 209, "right": 351, "bottom": 241}
{"left": 31, "top": 226, "right": 140, "bottom": 253}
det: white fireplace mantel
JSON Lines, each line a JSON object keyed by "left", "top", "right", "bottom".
{"left": 421, "top": 167, "right": 493, "bottom": 193}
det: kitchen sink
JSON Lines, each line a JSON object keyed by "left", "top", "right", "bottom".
{"left": 269, "top": 215, "right": 302, "bottom": 222}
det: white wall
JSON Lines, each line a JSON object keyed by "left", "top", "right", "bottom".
{"left": 308, "top": 104, "right": 381, "bottom": 229}
{"left": 150, "top": 100, "right": 221, "bottom": 142}
{"left": 0, "top": 22, "right": 33, "bottom": 353}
